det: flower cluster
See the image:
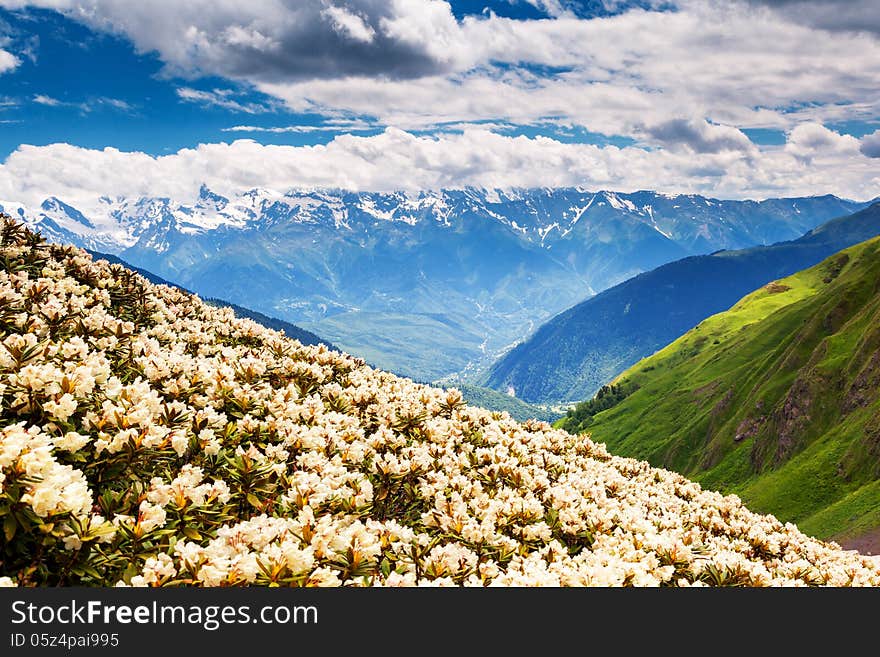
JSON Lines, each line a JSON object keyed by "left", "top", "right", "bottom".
{"left": 1, "top": 217, "right": 879, "bottom": 587}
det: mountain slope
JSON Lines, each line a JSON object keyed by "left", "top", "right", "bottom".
{"left": 3, "top": 189, "right": 866, "bottom": 381}
{"left": 561, "top": 236, "right": 880, "bottom": 543}
{"left": 485, "top": 202, "right": 880, "bottom": 403}
{"left": 86, "top": 252, "right": 552, "bottom": 421}
{"left": 85, "top": 250, "right": 333, "bottom": 350}
{"left": 453, "top": 384, "right": 561, "bottom": 423}
{"left": 2, "top": 217, "right": 879, "bottom": 587}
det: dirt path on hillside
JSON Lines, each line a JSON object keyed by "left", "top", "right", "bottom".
{"left": 836, "top": 528, "right": 880, "bottom": 556}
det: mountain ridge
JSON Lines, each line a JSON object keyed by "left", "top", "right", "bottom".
{"left": 484, "top": 202, "right": 880, "bottom": 403}
{"left": 5, "top": 188, "right": 868, "bottom": 253}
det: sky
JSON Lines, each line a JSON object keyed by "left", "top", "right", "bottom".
{"left": 0, "top": 0, "right": 878, "bottom": 210}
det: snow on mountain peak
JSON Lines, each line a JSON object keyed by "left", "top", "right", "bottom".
{"left": 602, "top": 191, "right": 638, "bottom": 213}
{"left": 2, "top": 188, "right": 859, "bottom": 264}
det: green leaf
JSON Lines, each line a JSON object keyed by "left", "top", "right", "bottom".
{"left": 4, "top": 513, "right": 16, "bottom": 542}
{"left": 182, "top": 526, "right": 202, "bottom": 541}
{"left": 123, "top": 562, "right": 139, "bottom": 583}
{"left": 82, "top": 564, "right": 103, "bottom": 580}
{"left": 246, "top": 493, "right": 263, "bottom": 510}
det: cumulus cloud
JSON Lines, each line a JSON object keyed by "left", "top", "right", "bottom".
{"left": 0, "top": 0, "right": 877, "bottom": 147}
{"left": 0, "top": 48, "right": 19, "bottom": 73}
{"left": 784, "top": 122, "right": 861, "bottom": 162}
{"left": 321, "top": 5, "right": 376, "bottom": 43}
{"left": 1, "top": 129, "right": 878, "bottom": 216}
{"left": 255, "top": 5, "right": 880, "bottom": 139}
{"left": 742, "top": 0, "right": 880, "bottom": 35}
{"left": 1, "top": 0, "right": 877, "bottom": 202}
{"left": 642, "top": 118, "right": 756, "bottom": 154}
{"left": 860, "top": 129, "right": 880, "bottom": 159}
{"left": 0, "top": 0, "right": 462, "bottom": 81}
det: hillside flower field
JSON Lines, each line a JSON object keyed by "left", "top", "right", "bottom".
{"left": 1, "top": 218, "right": 879, "bottom": 587}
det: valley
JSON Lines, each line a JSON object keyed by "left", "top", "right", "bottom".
{"left": 1, "top": 188, "right": 866, "bottom": 383}
{"left": 485, "top": 202, "right": 880, "bottom": 403}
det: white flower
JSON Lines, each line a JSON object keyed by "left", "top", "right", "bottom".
{"left": 137, "top": 501, "right": 167, "bottom": 533}
{"left": 130, "top": 553, "right": 177, "bottom": 587}
{"left": 306, "top": 568, "right": 342, "bottom": 587}
{"left": 54, "top": 431, "right": 91, "bottom": 452}
{"left": 170, "top": 430, "right": 188, "bottom": 457}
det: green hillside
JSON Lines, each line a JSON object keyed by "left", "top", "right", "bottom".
{"left": 558, "top": 236, "right": 880, "bottom": 544}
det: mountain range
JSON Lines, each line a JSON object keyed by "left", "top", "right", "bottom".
{"left": 485, "top": 202, "right": 880, "bottom": 403}
{"left": 1, "top": 188, "right": 868, "bottom": 382}
{"left": 559, "top": 235, "right": 880, "bottom": 545}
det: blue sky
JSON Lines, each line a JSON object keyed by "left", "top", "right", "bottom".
{"left": 0, "top": 2, "right": 650, "bottom": 157}
{"left": 0, "top": 7, "right": 362, "bottom": 156}
{"left": 0, "top": 0, "right": 878, "bottom": 206}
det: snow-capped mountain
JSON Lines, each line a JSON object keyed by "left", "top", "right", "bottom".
{"left": 1, "top": 187, "right": 868, "bottom": 381}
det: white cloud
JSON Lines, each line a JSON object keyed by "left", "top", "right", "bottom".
{"left": 254, "top": 5, "right": 880, "bottom": 141}
{"left": 860, "top": 129, "right": 880, "bottom": 159}
{"left": 0, "top": 0, "right": 459, "bottom": 79}
{"left": 5, "top": 0, "right": 878, "bottom": 140}
{"left": 1, "top": 129, "right": 877, "bottom": 217}
{"left": 321, "top": 5, "right": 376, "bottom": 43}
{"left": 784, "top": 122, "right": 861, "bottom": 162}
{"left": 258, "top": 73, "right": 664, "bottom": 134}
{"left": 33, "top": 93, "right": 62, "bottom": 106}
{"left": 642, "top": 118, "right": 757, "bottom": 154}
{"left": 97, "top": 97, "right": 132, "bottom": 111}
{"left": 378, "top": 0, "right": 464, "bottom": 67}
{"left": 1, "top": 0, "right": 877, "bottom": 200}
{"left": 32, "top": 94, "right": 132, "bottom": 113}
{"left": 222, "top": 119, "right": 377, "bottom": 133}
{"left": 176, "top": 88, "right": 272, "bottom": 114}
{"left": 219, "top": 24, "right": 278, "bottom": 52}
{"left": 743, "top": 0, "right": 880, "bottom": 35}
{"left": 0, "top": 48, "right": 20, "bottom": 73}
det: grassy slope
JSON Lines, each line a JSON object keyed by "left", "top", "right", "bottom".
{"left": 560, "top": 236, "right": 880, "bottom": 542}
